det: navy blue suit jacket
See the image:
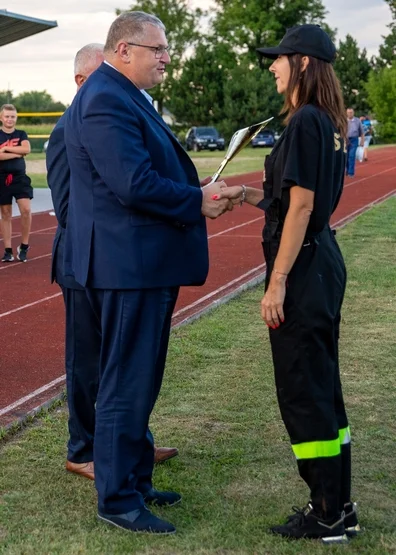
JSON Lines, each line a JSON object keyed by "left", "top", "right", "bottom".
{"left": 64, "top": 63, "right": 208, "bottom": 289}
{"left": 46, "top": 113, "right": 84, "bottom": 290}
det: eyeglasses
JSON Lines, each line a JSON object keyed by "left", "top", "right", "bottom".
{"left": 125, "top": 42, "right": 170, "bottom": 59}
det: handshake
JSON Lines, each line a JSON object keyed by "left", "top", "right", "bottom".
{"left": 200, "top": 178, "right": 245, "bottom": 220}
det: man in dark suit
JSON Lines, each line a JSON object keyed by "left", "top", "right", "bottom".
{"left": 47, "top": 42, "right": 179, "bottom": 484}
{"left": 63, "top": 13, "right": 230, "bottom": 535}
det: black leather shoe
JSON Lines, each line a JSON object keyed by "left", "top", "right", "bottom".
{"left": 143, "top": 488, "right": 182, "bottom": 507}
{"left": 98, "top": 507, "right": 176, "bottom": 534}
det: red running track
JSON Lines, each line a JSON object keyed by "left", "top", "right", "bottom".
{"left": 1, "top": 146, "right": 395, "bottom": 427}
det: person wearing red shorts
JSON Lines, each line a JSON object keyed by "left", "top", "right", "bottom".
{"left": 0, "top": 104, "right": 33, "bottom": 262}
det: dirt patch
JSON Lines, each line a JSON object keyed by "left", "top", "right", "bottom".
{"left": 26, "top": 160, "right": 46, "bottom": 174}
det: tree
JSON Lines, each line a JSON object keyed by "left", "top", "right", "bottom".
{"left": 366, "top": 63, "right": 396, "bottom": 141}
{"left": 377, "top": 28, "right": 396, "bottom": 67}
{"left": 13, "top": 91, "right": 66, "bottom": 124}
{"left": 333, "top": 35, "right": 372, "bottom": 114}
{"left": 221, "top": 59, "right": 283, "bottom": 139}
{"left": 0, "top": 90, "right": 14, "bottom": 106}
{"left": 117, "top": 0, "right": 204, "bottom": 113}
{"left": 375, "top": 0, "right": 396, "bottom": 68}
{"left": 167, "top": 40, "right": 236, "bottom": 129}
{"left": 212, "top": 0, "right": 328, "bottom": 61}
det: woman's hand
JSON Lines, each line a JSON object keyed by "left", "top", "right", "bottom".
{"left": 261, "top": 273, "right": 286, "bottom": 328}
{"left": 212, "top": 185, "right": 244, "bottom": 205}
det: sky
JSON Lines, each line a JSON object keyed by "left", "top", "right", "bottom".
{"left": 1, "top": 0, "right": 392, "bottom": 105}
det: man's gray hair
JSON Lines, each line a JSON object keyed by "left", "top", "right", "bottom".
{"left": 104, "top": 11, "right": 165, "bottom": 53}
{"left": 74, "top": 43, "right": 104, "bottom": 75}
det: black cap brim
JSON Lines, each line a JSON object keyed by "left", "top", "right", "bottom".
{"left": 256, "top": 46, "right": 297, "bottom": 59}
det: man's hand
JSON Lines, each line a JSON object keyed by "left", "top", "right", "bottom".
{"left": 200, "top": 176, "right": 212, "bottom": 187}
{"left": 201, "top": 180, "right": 233, "bottom": 219}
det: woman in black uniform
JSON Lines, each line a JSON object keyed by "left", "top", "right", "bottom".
{"left": 215, "top": 25, "right": 360, "bottom": 543}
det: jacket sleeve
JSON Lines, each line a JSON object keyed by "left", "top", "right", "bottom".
{"left": 79, "top": 88, "right": 203, "bottom": 226}
{"left": 46, "top": 121, "right": 70, "bottom": 229}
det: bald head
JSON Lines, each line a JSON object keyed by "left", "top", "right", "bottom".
{"left": 74, "top": 43, "right": 105, "bottom": 88}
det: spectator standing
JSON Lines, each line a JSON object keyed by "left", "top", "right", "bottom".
{"left": 360, "top": 115, "right": 373, "bottom": 161}
{"left": 345, "top": 108, "right": 364, "bottom": 177}
{"left": 0, "top": 104, "right": 33, "bottom": 262}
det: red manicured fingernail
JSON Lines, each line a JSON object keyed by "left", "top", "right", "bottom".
{"left": 212, "top": 195, "right": 219, "bottom": 200}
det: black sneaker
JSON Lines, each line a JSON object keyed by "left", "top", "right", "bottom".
{"left": 271, "top": 503, "right": 348, "bottom": 544}
{"left": 344, "top": 502, "right": 361, "bottom": 537}
{"left": 1, "top": 251, "right": 14, "bottom": 262}
{"left": 17, "top": 245, "right": 29, "bottom": 262}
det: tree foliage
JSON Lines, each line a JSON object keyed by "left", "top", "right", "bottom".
{"left": 168, "top": 0, "right": 330, "bottom": 138}
{"left": 117, "top": 0, "right": 204, "bottom": 112}
{"left": 366, "top": 63, "right": 396, "bottom": 141}
{"left": 375, "top": 0, "right": 396, "bottom": 69}
{"left": 334, "top": 35, "right": 371, "bottom": 114}
{"left": 221, "top": 60, "right": 283, "bottom": 139}
{"left": 212, "top": 0, "right": 328, "bottom": 61}
{"left": 167, "top": 41, "right": 236, "bottom": 127}
{"left": 0, "top": 90, "right": 66, "bottom": 124}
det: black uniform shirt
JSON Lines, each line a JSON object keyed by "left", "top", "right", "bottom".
{"left": 0, "top": 129, "right": 28, "bottom": 175}
{"left": 263, "top": 104, "right": 346, "bottom": 238}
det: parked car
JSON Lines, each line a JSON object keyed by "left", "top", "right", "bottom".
{"left": 251, "top": 130, "right": 276, "bottom": 148}
{"left": 185, "top": 127, "right": 225, "bottom": 152}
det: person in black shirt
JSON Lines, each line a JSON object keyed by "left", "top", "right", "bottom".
{"left": 215, "top": 25, "right": 359, "bottom": 543}
{"left": 0, "top": 104, "right": 33, "bottom": 262}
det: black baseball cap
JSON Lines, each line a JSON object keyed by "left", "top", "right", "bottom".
{"left": 257, "top": 24, "right": 336, "bottom": 63}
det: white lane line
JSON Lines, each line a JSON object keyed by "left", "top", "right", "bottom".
{"left": 2, "top": 181, "right": 396, "bottom": 417}
{"left": 0, "top": 220, "right": 264, "bottom": 271}
{"left": 344, "top": 165, "right": 396, "bottom": 188}
{"left": 0, "top": 225, "right": 57, "bottom": 243}
{"left": 172, "top": 263, "right": 266, "bottom": 318}
{"left": 0, "top": 375, "right": 66, "bottom": 417}
{"left": 334, "top": 190, "right": 396, "bottom": 228}
{"left": 0, "top": 253, "right": 51, "bottom": 271}
{"left": 0, "top": 292, "right": 62, "bottom": 319}
{"left": 174, "top": 187, "right": 396, "bottom": 320}
{"left": 208, "top": 217, "right": 263, "bottom": 239}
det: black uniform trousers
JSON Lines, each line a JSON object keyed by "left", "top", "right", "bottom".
{"left": 85, "top": 286, "right": 179, "bottom": 515}
{"left": 264, "top": 226, "right": 351, "bottom": 518}
{"left": 61, "top": 286, "right": 100, "bottom": 463}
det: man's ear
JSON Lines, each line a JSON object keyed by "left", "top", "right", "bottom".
{"left": 75, "top": 74, "right": 86, "bottom": 87}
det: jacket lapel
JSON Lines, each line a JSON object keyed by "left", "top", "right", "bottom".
{"left": 97, "top": 63, "right": 182, "bottom": 150}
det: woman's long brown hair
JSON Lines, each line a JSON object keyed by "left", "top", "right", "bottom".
{"left": 281, "top": 54, "right": 347, "bottom": 139}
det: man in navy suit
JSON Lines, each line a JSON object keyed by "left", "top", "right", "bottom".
{"left": 47, "top": 43, "right": 179, "bottom": 483}
{"left": 47, "top": 44, "right": 104, "bottom": 481}
{"left": 64, "top": 12, "right": 230, "bottom": 534}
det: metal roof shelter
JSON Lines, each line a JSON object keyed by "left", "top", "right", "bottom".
{"left": 0, "top": 9, "right": 57, "bottom": 47}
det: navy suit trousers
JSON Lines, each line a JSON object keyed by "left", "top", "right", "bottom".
{"left": 85, "top": 286, "right": 179, "bottom": 514}
{"left": 61, "top": 286, "right": 100, "bottom": 463}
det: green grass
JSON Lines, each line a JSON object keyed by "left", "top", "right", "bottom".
{"left": 191, "top": 147, "right": 270, "bottom": 179}
{"left": 1, "top": 197, "right": 396, "bottom": 553}
{"left": 28, "top": 148, "right": 268, "bottom": 188}
{"left": 19, "top": 124, "right": 55, "bottom": 136}
{"left": 27, "top": 153, "right": 48, "bottom": 161}
{"left": 25, "top": 143, "right": 394, "bottom": 180}
{"left": 30, "top": 174, "right": 48, "bottom": 188}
